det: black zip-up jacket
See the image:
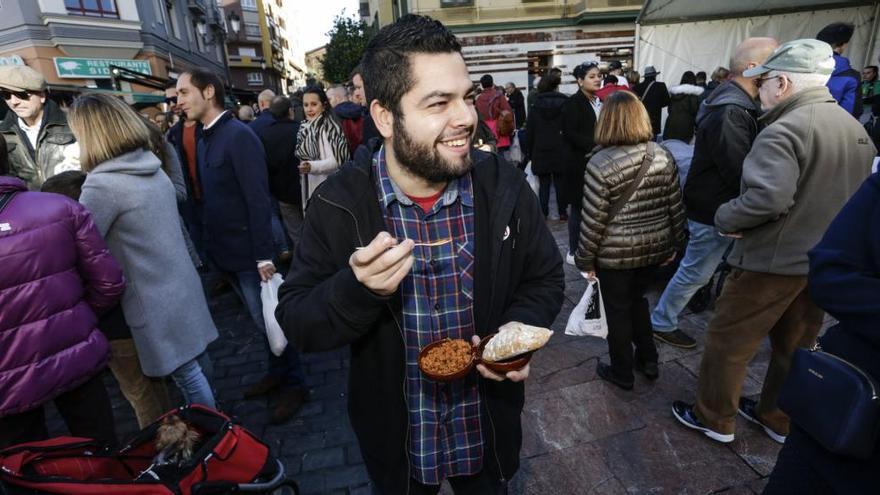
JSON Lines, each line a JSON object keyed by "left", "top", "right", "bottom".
{"left": 275, "top": 140, "right": 564, "bottom": 493}
{"left": 682, "top": 80, "right": 760, "bottom": 226}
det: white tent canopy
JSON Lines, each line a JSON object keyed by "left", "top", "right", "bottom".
{"left": 635, "top": 0, "right": 880, "bottom": 88}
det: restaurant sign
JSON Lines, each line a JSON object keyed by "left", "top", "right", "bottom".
{"left": 54, "top": 57, "right": 152, "bottom": 79}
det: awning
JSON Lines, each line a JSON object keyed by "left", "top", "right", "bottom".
{"left": 637, "top": 0, "right": 877, "bottom": 25}
{"left": 47, "top": 84, "right": 165, "bottom": 104}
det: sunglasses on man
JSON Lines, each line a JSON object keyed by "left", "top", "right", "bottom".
{"left": 755, "top": 75, "right": 782, "bottom": 88}
{"left": 1, "top": 90, "right": 34, "bottom": 101}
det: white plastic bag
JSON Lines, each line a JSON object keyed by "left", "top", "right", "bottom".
{"left": 565, "top": 278, "right": 608, "bottom": 339}
{"left": 260, "top": 273, "right": 288, "bottom": 356}
{"left": 504, "top": 132, "right": 524, "bottom": 165}
{"left": 524, "top": 161, "right": 540, "bottom": 197}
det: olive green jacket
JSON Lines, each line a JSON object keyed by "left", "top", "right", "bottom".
{"left": 0, "top": 100, "right": 79, "bottom": 189}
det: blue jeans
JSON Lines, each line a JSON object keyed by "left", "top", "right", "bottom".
{"left": 170, "top": 359, "right": 215, "bottom": 408}
{"left": 650, "top": 220, "right": 731, "bottom": 333}
{"left": 233, "top": 270, "right": 306, "bottom": 388}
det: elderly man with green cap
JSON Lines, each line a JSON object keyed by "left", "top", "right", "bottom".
{"left": 672, "top": 39, "right": 876, "bottom": 444}
{"left": 0, "top": 65, "right": 79, "bottom": 189}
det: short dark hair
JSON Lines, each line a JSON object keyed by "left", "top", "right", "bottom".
{"left": 40, "top": 170, "right": 86, "bottom": 200}
{"left": 480, "top": 74, "right": 494, "bottom": 89}
{"left": 537, "top": 72, "right": 561, "bottom": 93}
{"left": 269, "top": 95, "right": 291, "bottom": 119}
{"left": 817, "top": 22, "right": 854, "bottom": 48}
{"left": 361, "top": 14, "right": 461, "bottom": 117}
{"left": 573, "top": 62, "right": 599, "bottom": 80}
{"left": 183, "top": 68, "right": 226, "bottom": 110}
{"left": 605, "top": 74, "right": 618, "bottom": 85}
{"left": 866, "top": 65, "right": 879, "bottom": 73}
{"left": 695, "top": 71, "right": 707, "bottom": 82}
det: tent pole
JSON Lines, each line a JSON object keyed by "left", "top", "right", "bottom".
{"left": 866, "top": 2, "right": 880, "bottom": 68}
{"left": 634, "top": 21, "right": 641, "bottom": 72}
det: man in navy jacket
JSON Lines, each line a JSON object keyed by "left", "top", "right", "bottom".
{"left": 177, "top": 69, "right": 307, "bottom": 423}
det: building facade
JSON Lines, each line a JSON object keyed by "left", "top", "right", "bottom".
{"left": 218, "top": 0, "right": 307, "bottom": 98}
{"left": 364, "top": 0, "right": 643, "bottom": 96}
{"left": 304, "top": 45, "right": 327, "bottom": 85}
{"left": 0, "top": 0, "right": 227, "bottom": 93}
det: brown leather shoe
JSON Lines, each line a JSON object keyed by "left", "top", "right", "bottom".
{"left": 271, "top": 388, "right": 308, "bottom": 424}
{"left": 243, "top": 375, "right": 283, "bottom": 398}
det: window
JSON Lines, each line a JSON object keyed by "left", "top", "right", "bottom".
{"left": 191, "top": 20, "right": 205, "bottom": 51}
{"left": 238, "top": 47, "right": 257, "bottom": 57}
{"left": 241, "top": 0, "right": 257, "bottom": 11}
{"left": 247, "top": 72, "right": 263, "bottom": 85}
{"left": 65, "top": 0, "right": 120, "bottom": 18}
{"left": 440, "top": 0, "right": 473, "bottom": 6}
{"left": 159, "top": 1, "right": 181, "bottom": 38}
{"left": 244, "top": 22, "right": 260, "bottom": 37}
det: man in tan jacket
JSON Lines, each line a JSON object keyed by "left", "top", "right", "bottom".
{"left": 673, "top": 39, "right": 876, "bottom": 444}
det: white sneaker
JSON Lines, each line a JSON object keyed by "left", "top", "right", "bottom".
{"left": 565, "top": 253, "right": 575, "bottom": 266}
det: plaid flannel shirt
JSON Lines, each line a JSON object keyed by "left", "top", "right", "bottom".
{"left": 373, "top": 147, "right": 484, "bottom": 485}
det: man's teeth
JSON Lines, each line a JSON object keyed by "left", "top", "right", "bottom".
{"left": 442, "top": 138, "right": 467, "bottom": 147}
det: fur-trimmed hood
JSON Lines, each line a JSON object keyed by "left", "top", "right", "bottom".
{"left": 669, "top": 84, "right": 705, "bottom": 96}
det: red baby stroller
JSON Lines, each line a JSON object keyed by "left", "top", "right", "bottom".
{"left": 0, "top": 405, "right": 297, "bottom": 494}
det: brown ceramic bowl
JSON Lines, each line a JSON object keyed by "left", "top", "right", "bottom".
{"left": 477, "top": 333, "right": 534, "bottom": 373}
{"left": 418, "top": 338, "right": 476, "bottom": 382}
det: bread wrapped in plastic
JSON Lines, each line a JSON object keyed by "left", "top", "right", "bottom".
{"left": 482, "top": 322, "right": 553, "bottom": 362}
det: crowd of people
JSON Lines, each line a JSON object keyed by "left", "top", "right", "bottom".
{"left": 0, "top": 12, "right": 878, "bottom": 495}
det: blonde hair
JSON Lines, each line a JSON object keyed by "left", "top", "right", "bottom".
{"left": 67, "top": 93, "right": 152, "bottom": 172}
{"left": 594, "top": 90, "right": 654, "bottom": 146}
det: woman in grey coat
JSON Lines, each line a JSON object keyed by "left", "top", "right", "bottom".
{"left": 69, "top": 94, "right": 217, "bottom": 408}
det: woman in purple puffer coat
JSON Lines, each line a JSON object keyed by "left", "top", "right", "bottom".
{"left": 0, "top": 138, "right": 126, "bottom": 449}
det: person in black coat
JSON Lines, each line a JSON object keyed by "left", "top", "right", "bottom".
{"left": 505, "top": 82, "right": 527, "bottom": 129}
{"left": 523, "top": 72, "right": 568, "bottom": 219}
{"left": 275, "top": 15, "right": 564, "bottom": 494}
{"left": 764, "top": 173, "right": 880, "bottom": 494}
{"left": 254, "top": 96, "right": 304, "bottom": 253}
{"left": 633, "top": 66, "right": 670, "bottom": 137}
{"left": 561, "top": 61, "right": 602, "bottom": 263}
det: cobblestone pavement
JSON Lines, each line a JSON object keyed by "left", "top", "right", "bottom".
{"left": 48, "top": 217, "right": 809, "bottom": 494}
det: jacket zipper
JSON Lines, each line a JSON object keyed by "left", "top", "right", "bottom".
{"left": 316, "top": 193, "right": 412, "bottom": 494}
{"left": 811, "top": 344, "right": 879, "bottom": 399}
{"left": 480, "top": 224, "right": 506, "bottom": 484}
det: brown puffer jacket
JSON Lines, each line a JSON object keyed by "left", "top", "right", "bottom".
{"left": 575, "top": 142, "right": 686, "bottom": 272}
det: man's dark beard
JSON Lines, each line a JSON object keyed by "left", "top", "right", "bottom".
{"left": 391, "top": 116, "right": 473, "bottom": 185}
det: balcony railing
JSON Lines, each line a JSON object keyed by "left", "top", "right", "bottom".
{"left": 410, "top": 0, "right": 642, "bottom": 25}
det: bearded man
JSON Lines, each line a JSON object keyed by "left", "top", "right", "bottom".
{"left": 275, "top": 14, "right": 564, "bottom": 495}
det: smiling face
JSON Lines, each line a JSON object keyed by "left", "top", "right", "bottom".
{"left": 383, "top": 51, "right": 477, "bottom": 185}
{"left": 175, "top": 73, "right": 210, "bottom": 123}
{"left": 303, "top": 93, "right": 324, "bottom": 120}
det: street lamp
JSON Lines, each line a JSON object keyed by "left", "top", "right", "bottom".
{"left": 227, "top": 12, "right": 241, "bottom": 35}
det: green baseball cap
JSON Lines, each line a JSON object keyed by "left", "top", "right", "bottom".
{"left": 743, "top": 38, "right": 834, "bottom": 78}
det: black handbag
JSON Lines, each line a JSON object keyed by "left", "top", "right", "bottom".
{"left": 778, "top": 341, "right": 880, "bottom": 459}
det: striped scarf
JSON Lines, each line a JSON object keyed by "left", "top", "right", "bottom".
{"left": 295, "top": 111, "right": 350, "bottom": 165}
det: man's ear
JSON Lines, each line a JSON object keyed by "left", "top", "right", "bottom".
{"left": 203, "top": 85, "right": 216, "bottom": 105}
{"left": 370, "top": 99, "right": 394, "bottom": 139}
